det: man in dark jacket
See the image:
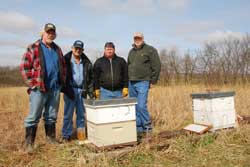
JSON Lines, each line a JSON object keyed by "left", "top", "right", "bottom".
{"left": 94, "top": 42, "right": 128, "bottom": 99}
{"left": 128, "top": 32, "right": 161, "bottom": 134}
{"left": 61, "top": 40, "right": 94, "bottom": 141}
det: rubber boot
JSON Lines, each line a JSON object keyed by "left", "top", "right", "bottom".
{"left": 25, "top": 126, "right": 37, "bottom": 153}
{"left": 45, "top": 123, "right": 60, "bottom": 144}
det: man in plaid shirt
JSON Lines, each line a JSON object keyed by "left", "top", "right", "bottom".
{"left": 20, "top": 23, "right": 66, "bottom": 153}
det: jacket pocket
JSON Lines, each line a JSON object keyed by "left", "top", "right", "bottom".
{"left": 137, "top": 52, "right": 150, "bottom": 64}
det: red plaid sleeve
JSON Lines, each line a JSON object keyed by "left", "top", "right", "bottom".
{"left": 20, "top": 45, "right": 34, "bottom": 87}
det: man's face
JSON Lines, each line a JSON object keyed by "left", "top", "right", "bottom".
{"left": 72, "top": 47, "right": 83, "bottom": 57}
{"left": 43, "top": 30, "right": 56, "bottom": 44}
{"left": 104, "top": 47, "right": 115, "bottom": 58}
{"left": 134, "top": 37, "right": 144, "bottom": 47}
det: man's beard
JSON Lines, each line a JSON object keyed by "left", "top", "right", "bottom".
{"left": 46, "top": 39, "right": 53, "bottom": 44}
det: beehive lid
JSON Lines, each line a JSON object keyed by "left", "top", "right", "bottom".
{"left": 191, "top": 91, "right": 235, "bottom": 99}
{"left": 84, "top": 98, "right": 137, "bottom": 106}
{"left": 183, "top": 124, "right": 212, "bottom": 134}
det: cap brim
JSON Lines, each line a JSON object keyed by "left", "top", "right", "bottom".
{"left": 73, "top": 45, "right": 83, "bottom": 49}
{"left": 134, "top": 36, "right": 143, "bottom": 38}
{"left": 45, "top": 28, "right": 56, "bottom": 32}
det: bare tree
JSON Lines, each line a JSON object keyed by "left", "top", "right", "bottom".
{"left": 159, "top": 33, "right": 250, "bottom": 85}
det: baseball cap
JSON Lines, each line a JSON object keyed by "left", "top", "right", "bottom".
{"left": 44, "top": 23, "right": 56, "bottom": 32}
{"left": 134, "top": 32, "right": 144, "bottom": 38}
{"left": 73, "top": 40, "right": 84, "bottom": 49}
{"left": 104, "top": 42, "right": 115, "bottom": 48}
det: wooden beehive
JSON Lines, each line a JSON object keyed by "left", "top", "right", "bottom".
{"left": 84, "top": 98, "right": 137, "bottom": 148}
{"left": 191, "top": 91, "right": 237, "bottom": 131}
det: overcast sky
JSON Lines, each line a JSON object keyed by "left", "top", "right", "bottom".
{"left": 0, "top": 0, "right": 250, "bottom": 66}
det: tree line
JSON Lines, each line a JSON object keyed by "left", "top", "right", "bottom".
{"left": 1, "top": 34, "right": 250, "bottom": 87}
{"left": 159, "top": 33, "right": 250, "bottom": 85}
{"left": 0, "top": 66, "right": 24, "bottom": 87}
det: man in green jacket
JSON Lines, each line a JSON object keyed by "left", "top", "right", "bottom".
{"left": 128, "top": 32, "right": 161, "bottom": 134}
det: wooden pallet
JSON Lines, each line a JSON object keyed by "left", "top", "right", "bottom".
{"left": 85, "top": 145, "right": 136, "bottom": 160}
{"left": 85, "top": 141, "right": 137, "bottom": 152}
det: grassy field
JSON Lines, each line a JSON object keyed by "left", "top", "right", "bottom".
{"left": 0, "top": 85, "right": 250, "bottom": 167}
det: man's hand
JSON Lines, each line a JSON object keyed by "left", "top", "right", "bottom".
{"left": 122, "top": 88, "right": 129, "bottom": 97}
{"left": 149, "top": 83, "right": 154, "bottom": 89}
{"left": 27, "top": 86, "right": 37, "bottom": 94}
{"left": 95, "top": 89, "right": 100, "bottom": 99}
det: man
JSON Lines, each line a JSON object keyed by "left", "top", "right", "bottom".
{"left": 61, "top": 40, "right": 94, "bottom": 141}
{"left": 20, "top": 23, "right": 66, "bottom": 152}
{"left": 128, "top": 32, "right": 161, "bottom": 134}
{"left": 94, "top": 42, "right": 128, "bottom": 99}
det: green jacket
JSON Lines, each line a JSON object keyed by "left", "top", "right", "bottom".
{"left": 128, "top": 43, "right": 161, "bottom": 84}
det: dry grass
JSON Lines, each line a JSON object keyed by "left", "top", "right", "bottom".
{"left": 0, "top": 85, "right": 250, "bottom": 167}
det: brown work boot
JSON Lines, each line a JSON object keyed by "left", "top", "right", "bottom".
{"left": 77, "top": 127, "right": 87, "bottom": 145}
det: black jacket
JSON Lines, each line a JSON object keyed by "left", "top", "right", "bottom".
{"left": 62, "top": 51, "right": 94, "bottom": 100}
{"left": 94, "top": 54, "right": 128, "bottom": 91}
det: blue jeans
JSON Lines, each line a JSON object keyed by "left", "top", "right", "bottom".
{"left": 129, "top": 81, "right": 152, "bottom": 133}
{"left": 24, "top": 88, "right": 60, "bottom": 127}
{"left": 100, "top": 87, "right": 122, "bottom": 100}
{"left": 62, "top": 88, "right": 85, "bottom": 138}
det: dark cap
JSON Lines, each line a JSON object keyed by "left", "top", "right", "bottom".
{"left": 44, "top": 23, "right": 56, "bottom": 32}
{"left": 73, "top": 40, "right": 84, "bottom": 49}
{"left": 104, "top": 42, "right": 115, "bottom": 48}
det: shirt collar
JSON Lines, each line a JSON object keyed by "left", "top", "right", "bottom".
{"left": 40, "top": 39, "right": 56, "bottom": 49}
{"left": 132, "top": 42, "right": 145, "bottom": 50}
{"left": 71, "top": 54, "right": 82, "bottom": 64}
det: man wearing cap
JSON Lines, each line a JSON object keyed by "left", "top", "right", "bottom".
{"left": 94, "top": 42, "right": 128, "bottom": 99}
{"left": 61, "top": 40, "right": 94, "bottom": 141}
{"left": 128, "top": 32, "right": 161, "bottom": 134}
{"left": 20, "top": 23, "right": 66, "bottom": 152}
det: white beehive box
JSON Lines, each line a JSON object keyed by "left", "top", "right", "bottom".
{"left": 191, "top": 91, "right": 237, "bottom": 131}
{"left": 84, "top": 98, "right": 137, "bottom": 148}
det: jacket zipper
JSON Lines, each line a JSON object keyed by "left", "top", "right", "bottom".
{"left": 110, "top": 59, "right": 114, "bottom": 91}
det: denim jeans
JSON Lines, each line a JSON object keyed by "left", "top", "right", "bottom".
{"left": 129, "top": 81, "right": 152, "bottom": 133}
{"left": 24, "top": 88, "right": 60, "bottom": 127}
{"left": 62, "top": 88, "right": 85, "bottom": 138}
{"left": 100, "top": 87, "right": 122, "bottom": 100}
